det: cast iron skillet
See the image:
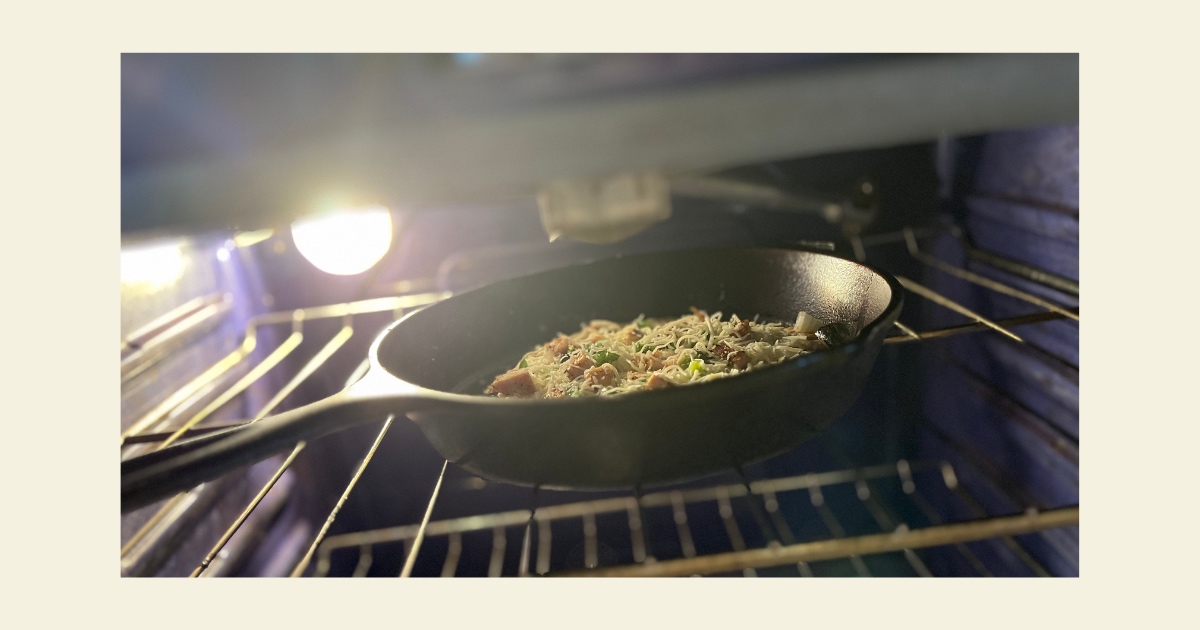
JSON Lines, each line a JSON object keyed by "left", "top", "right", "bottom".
{"left": 122, "top": 247, "right": 903, "bottom": 513}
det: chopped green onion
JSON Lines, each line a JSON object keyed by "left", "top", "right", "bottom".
{"left": 594, "top": 350, "right": 620, "bottom": 366}
{"left": 518, "top": 358, "right": 528, "bottom": 368}
{"left": 637, "top": 320, "right": 654, "bottom": 329}
{"left": 687, "top": 359, "right": 705, "bottom": 374}
{"left": 634, "top": 343, "right": 644, "bottom": 353}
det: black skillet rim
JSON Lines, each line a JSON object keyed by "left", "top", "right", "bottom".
{"left": 368, "top": 246, "right": 904, "bottom": 408}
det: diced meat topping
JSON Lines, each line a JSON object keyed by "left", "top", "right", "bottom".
{"left": 487, "top": 369, "right": 537, "bottom": 397}
{"left": 641, "top": 354, "right": 665, "bottom": 371}
{"left": 585, "top": 364, "right": 618, "bottom": 387}
{"left": 727, "top": 350, "right": 750, "bottom": 370}
{"left": 546, "top": 337, "right": 570, "bottom": 357}
{"left": 646, "top": 374, "right": 673, "bottom": 390}
{"left": 734, "top": 319, "right": 752, "bottom": 337}
{"left": 564, "top": 353, "right": 595, "bottom": 379}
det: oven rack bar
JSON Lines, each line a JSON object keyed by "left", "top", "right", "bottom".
{"left": 157, "top": 328, "right": 305, "bottom": 449}
{"left": 849, "top": 222, "right": 1079, "bottom": 298}
{"left": 856, "top": 225, "right": 1078, "bottom": 348}
{"left": 883, "top": 309, "right": 1075, "bottom": 345}
{"left": 901, "top": 228, "right": 1077, "bottom": 321}
{"left": 121, "top": 293, "right": 233, "bottom": 384}
{"left": 291, "top": 416, "right": 395, "bottom": 578}
{"left": 123, "top": 294, "right": 223, "bottom": 357}
{"left": 954, "top": 225, "right": 1079, "bottom": 297}
{"left": 556, "top": 506, "right": 1078, "bottom": 577}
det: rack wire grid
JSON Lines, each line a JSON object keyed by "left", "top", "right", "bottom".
{"left": 119, "top": 225, "right": 1079, "bottom": 578}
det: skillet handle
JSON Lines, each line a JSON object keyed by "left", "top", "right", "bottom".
{"left": 120, "top": 373, "right": 405, "bottom": 513}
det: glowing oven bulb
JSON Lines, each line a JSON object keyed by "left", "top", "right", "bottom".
{"left": 290, "top": 206, "right": 393, "bottom": 276}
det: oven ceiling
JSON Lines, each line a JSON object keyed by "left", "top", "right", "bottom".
{"left": 121, "top": 53, "right": 1078, "bottom": 236}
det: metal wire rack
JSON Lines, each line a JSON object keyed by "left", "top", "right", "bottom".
{"left": 312, "top": 459, "right": 1077, "bottom": 578}
{"left": 119, "top": 225, "right": 1079, "bottom": 577}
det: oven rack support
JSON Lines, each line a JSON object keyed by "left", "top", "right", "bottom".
{"left": 119, "top": 226, "right": 1078, "bottom": 577}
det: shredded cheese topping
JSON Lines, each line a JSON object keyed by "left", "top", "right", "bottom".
{"left": 486, "top": 309, "right": 828, "bottom": 399}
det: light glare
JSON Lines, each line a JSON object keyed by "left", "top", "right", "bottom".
{"left": 232, "top": 228, "right": 275, "bottom": 248}
{"left": 290, "top": 206, "right": 393, "bottom": 275}
{"left": 121, "top": 241, "right": 185, "bottom": 287}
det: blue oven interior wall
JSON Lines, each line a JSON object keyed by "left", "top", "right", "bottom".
{"left": 916, "top": 125, "right": 1079, "bottom": 576}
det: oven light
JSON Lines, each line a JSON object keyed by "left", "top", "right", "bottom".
{"left": 121, "top": 241, "right": 185, "bottom": 288}
{"left": 290, "top": 206, "right": 393, "bottom": 276}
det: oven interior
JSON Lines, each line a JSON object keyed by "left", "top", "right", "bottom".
{"left": 120, "top": 55, "right": 1078, "bottom": 578}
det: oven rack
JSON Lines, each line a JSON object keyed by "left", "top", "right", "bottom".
{"left": 118, "top": 226, "right": 1079, "bottom": 577}
{"left": 312, "top": 455, "right": 1076, "bottom": 577}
